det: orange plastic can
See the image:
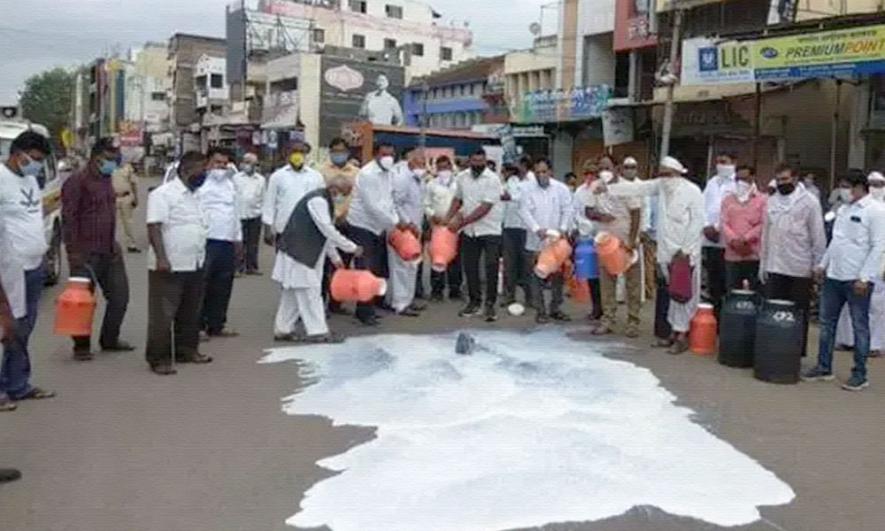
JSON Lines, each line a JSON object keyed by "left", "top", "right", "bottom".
{"left": 690, "top": 303, "right": 718, "bottom": 356}
{"left": 54, "top": 277, "right": 96, "bottom": 336}
{"left": 594, "top": 232, "right": 635, "bottom": 276}
{"left": 389, "top": 228, "right": 422, "bottom": 262}
{"left": 429, "top": 226, "right": 458, "bottom": 272}
{"left": 330, "top": 269, "right": 388, "bottom": 303}
{"left": 534, "top": 238, "right": 573, "bottom": 279}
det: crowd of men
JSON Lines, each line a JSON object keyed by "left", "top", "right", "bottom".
{"left": 1, "top": 133, "right": 884, "bottom": 437}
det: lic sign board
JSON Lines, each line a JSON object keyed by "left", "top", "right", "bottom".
{"left": 682, "top": 38, "right": 756, "bottom": 86}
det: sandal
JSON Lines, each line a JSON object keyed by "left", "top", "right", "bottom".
{"left": 551, "top": 311, "right": 572, "bottom": 323}
{"left": 591, "top": 325, "right": 612, "bottom": 336}
{"left": 179, "top": 353, "right": 213, "bottom": 364}
{"left": 397, "top": 308, "right": 421, "bottom": 317}
{"left": 0, "top": 399, "right": 17, "bottom": 412}
{"left": 150, "top": 364, "right": 177, "bottom": 376}
{"left": 668, "top": 339, "right": 689, "bottom": 355}
{"left": 209, "top": 329, "right": 240, "bottom": 338}
{"left": 15, "top": 387, "right": 56, "bottom": 401}
{"left": 305, "top": 333, "right": 345, "bottom": 344}
{"left": 274, "top": 333, "right": 305, "bottom": 343}
{"left": 73, "top": 350, "right": 94, "bottom": 361}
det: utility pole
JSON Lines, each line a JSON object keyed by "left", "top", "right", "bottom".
{"left": 419, "top": 79, "right": 429, "bottom": 152}
{"left": 659, "top": 8, "right": 683, "bottom": 163}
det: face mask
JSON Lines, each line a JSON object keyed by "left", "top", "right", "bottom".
{"left": 777, "top": 183, "right": 796, "bottom": 196}
{"left": 241, "top": 164, "right": 255, "bottom": 175}
{"left": 330, "top": 153, "right": 348, "bottom": 167}
{"left": 19, "top": 154, "right": 43, "bottom": 177}
{"left": 187, "top": 172, "right": 207, "bottom": 191}
{"left": 716, "top": 164, "right": 735, "bottom": 178}
{"left": 289, "top": 152, "right": 306, "bottom": 169}
{"left": 413, "top": 168, "right": 427, "bottom": 179}
{"left": 99, "top": 159, "right": 118, "bottom": 176}
{"left": 735, "top": 181, "right": 753, "bottom": 200}
{"left": 839, "top": 188, "right": 853, "bottom": 203}
{"left": 600, "top": 170, "right": 614, "bottom": 184}
{"left": 437, "top": 170, "right": 452, "bottom": 182}
{"left": 378, "top": 156, "right": 395, "bottom": 170}
{"left": 870, "top": 187, "right": 885, "bottom": 201}
{"left": 623, "top": 168, "right": 638, "bottom": 180}
{"left": 208, "top": 168, "right": 230, "bottom": 181}
{"left": 471, "top": 166, "right": 485, "bottom": 177}
{"left": 537, "top": 175, "right": 551, "bottom": 189}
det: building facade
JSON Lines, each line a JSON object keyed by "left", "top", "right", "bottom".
{"left": 402, "top": 56, "right": 506, "bottom": 130}
{"left": 168, "top": 33, "right": 228, "bottom": 146}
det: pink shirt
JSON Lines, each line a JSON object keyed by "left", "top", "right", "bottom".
{"left": 721, "top": 192, "right": 767, "bottom": 262}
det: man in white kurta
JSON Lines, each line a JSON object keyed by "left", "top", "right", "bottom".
{"left": 262, "top": 142, "right": 326, "bottom": 339}
{"left": 388, "top": 152, "right": 427, "bottom": 315}
{"left": 604, "top": 156, "right": 705, "bottom": 353}
{"left": 835, "top": 171, "right": 885, "bottom": 356}
{"left": 274, "top": 178, "right": 360, "bottom": 342}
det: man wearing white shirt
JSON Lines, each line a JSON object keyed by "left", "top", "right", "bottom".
{"left": 424, "top": 156, "right": 462, "bottom": 302}
{"left": 347, "top": 142, "right": 402, "bottom": 326}
{"left": 0, "top": 132, "right": 55, "bottom": 402}
{"left": 197, "top": 148, "right": 243, "bottom": 338}
{"left": 519, "top": 159, "right": 573, "bottom": 323}
{"left": 274, "top": 177, "right": 362, "bottom": 343}
{"left": 263, "top": 140, "right": 326, "bottom": 337}
{"left": 803, "top": 172, "right": 885, "bottom": 392}
{"left": 445, "top": 150, "right": 504, "bottom": 322}
{"left": 702, "top": 152, "right": 738, "bottom": 316}
{"left": 145, "top": 152, "right": 212, "bottom": 375}
{"left": 500, "top": 156, "right": 535, "bottom": 308}
{"left": 233, "top": 153, "right": 265, "bottom": 275}
{"left": 388, "top": 151, "right": 426, "bottom": 316}
{"left": 572, "top": 162, "right": 603, "bottom": 321}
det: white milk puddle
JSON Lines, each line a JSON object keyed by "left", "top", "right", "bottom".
{"left": 261, "top": 330, "right": 794, "bottom": 531}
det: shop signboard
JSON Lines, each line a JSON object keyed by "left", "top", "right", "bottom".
{"left": 517, "top": 85, "right": 612, "bottom": 124}
{"left": 682, "top": 24, "right": 885, "bottom": 85}
{"left": 682, "top": 38, "right": 756, "bottom": 86}
{"left": 754, "top": 24, "right": 885, "bottom": 81}
{"left": 614, "top": 0, "right": 657, "bottom": 52}
{"left": 602, "top": 108, "right": 635, "bottom": 146}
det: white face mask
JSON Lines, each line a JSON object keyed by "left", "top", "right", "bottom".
{"left": 870, "top": 187, "right": 885, "bottom": 201}
{"left": 437, "top": 170, "right": 452, "bottom": 182}
{"left": 208, "top": 168, "right": 231, "bottom": 181}
{"left": 378, "top": 156, "right": 395, "bottom": 170}
{"left": 717, "top": 164, "right": 736, "bottom": 178}
{"left": 839, "top": 188, "right": 853, "bottom": 203}
{"left": 600, "top": 170, "right": 614, "bottom": 184}
{"left": 735, "top": 181, "right": 753, "bottom": 202}
{"left": 412, "top": 168, "right": 427, "bottom": 179}
{"left": 661, "top": 177, "right": 680, "bottom": 194}
{"left": 623, "top": 168, "right": 638, "bottom": 180}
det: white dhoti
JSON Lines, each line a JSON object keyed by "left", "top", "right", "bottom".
{"left": 386, "top": 244, "right": 419, "bottom": 313}
{"left": 666, "top": 259, "right": 702, "bottom": 334}
{"left": 272, "top": 251, "right": 328, "bottom": 337}
{"left": 835, "top": 281, "right": 885, "bottom": 351}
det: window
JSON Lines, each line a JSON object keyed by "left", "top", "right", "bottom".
{"left": 313, "top": 28, "right": 325, "bottom": 44}
{"left": 411, "top": 43, "right": 424, "bottom": 57}
{"left": 270, "top": 77, "right": 298, "bottom": 92}
{"left": 385, "top": 4, "right": 403, "bottom": 18}
{"left": 196, "top": 75, "right": 208, "bottom": 89}
{"left": 352, "top": 34, "right": 366, "bottom": 48}
{"left": 384, "top": 38, "right": 397, "bottom": 50}
{"left": 440, "top": 46, "right": 453, "bottom": 61}
{"left": 151, "top": 92, "right": 166, "bottom": 101}
{"left": 349, "top": 0, "right": 367, "bottom": 13}
{"left": 210, "top": 74, "right": 223, "bottom": 89}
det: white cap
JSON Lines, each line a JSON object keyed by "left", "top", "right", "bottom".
{"left": 868, "top": 171, "right": 885, "bottom": 183}
{"left": 623, "top": 156, "right": 638, "bottom": 166}
{"left": 660, "top": 156, "right": 687, "bottom": 174}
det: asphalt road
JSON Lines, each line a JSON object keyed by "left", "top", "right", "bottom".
{"left": 1, "top": 177, "right": 883, "bottom": 531}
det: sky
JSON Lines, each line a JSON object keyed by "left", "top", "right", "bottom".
{"left": 0, "top": 0, "right": 555, "bottom": 103}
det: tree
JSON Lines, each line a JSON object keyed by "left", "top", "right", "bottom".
{"left": 19, "top": 67, "right": 74, "bottom": 141}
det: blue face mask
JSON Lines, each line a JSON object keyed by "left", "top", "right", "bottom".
{"left": 19, "top": 155, "right": 43, "bottom": 177}
{"left": 99, "top": 159, "right": 118, "bottom": 176}
{"left": 330, "top": 153, "right": 348, "bottom": 167}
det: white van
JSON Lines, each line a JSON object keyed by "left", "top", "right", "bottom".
{"left": 0, "top": 121, "right": 64, "bottom": 285}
